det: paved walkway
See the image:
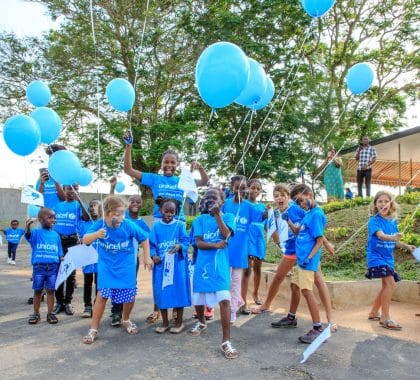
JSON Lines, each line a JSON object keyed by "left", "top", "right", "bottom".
{"left": 0, "top": 244, "right": 419, "bottom": 379}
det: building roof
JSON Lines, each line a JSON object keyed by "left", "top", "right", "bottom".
{"left": 340, "top": 126, "right": 420, "bottom": 187}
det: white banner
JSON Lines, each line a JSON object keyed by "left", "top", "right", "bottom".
{"left": 21, "top": 185, "right": 44, "bottom": 207}
{"left": 300, "top": 325, "right": 331, "bottom": 363}
{"left": 412, "top": 247, "right": 420, "bottom": 262}
{"left": 178, "top": 167, "right": 198, "bottom": 202}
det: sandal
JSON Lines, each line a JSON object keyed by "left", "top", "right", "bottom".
{"left": 330, "top": 322, "right": 338, "bottom": 333}
{"left": 251, "top": 308, "right": 270, "bottom": 315}
{"left": 146, "top": 311, "right": 160, "bottom": 324}
{"left": 368, "top": 314, "right": 381, "bottom": 321}
{"left": 28, "top": 313, "right": 41, "bottom": 325}
{"left": 380, "top": 319, "right": 402, "bottom": 330}
{"left": 254, "top": 299, "right": 263, "bottom": 306}
{"left": 122, "top": 319, "right": 139, "bottom": 335}
{"left": 220, "top": 340, "right": 238, "bottom": 359}
{"left": 155, "top": 325, "right": 170, "bottom": 334}
{"left": 169, "top": 324, "right": 185, "bottom": 334}
{"left": 47, "top": 313, "right": 58, "bottom": 324}
{"left": 83, "top": 329, "right": 98, "bottom": 344}
{"left": 189, "top": 321, "right": 207, "bottom": 336}
{"left": 240, "top": 306, "right": 251, "bottom": 315}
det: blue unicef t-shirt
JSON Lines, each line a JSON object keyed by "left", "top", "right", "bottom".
{"left": 26, "top": 228, "right": 63, "bottom": 264}
{"left": 54, "top": 200, "right": 83, "bottom": 235}
{"left": 295, "top": 206, "right": 326, "bottom": 271}
{"left": 222, "top": 199, "right": 263, "bottom": 268}
{"left": 36, "top": 178, "right": 61, "bottom": 209}
{"left": 248, "top": 202, "right": 266, "bottom": 259}
{"left": 284, "top": 202, "right": 306, "bottom": 255}
{"left": 149, "top": 220, "right": 189, "bottom": 259}
{"left": 87, "top": 219, "right": 148, "bottom": 289}
{"left": 140, "top": 172, "right": 185, "bottom": 221}
{"left": 4, "top": 228, "right": 25, "bottom": 244}
{"left": 366, "top": 215, "right": 398, "bottom": 269}
{"left": 192, "top": 213, "right": 236, "bottom": 292}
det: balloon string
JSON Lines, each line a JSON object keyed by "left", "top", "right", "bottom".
{"left": 234, "top": 109, "right": 255, "bottom": 174}
{"left": 128, "top": 0, "right": 151, "bottom": 131}
{"left": 196, "top": 110, "right": 215, "bottom": 159}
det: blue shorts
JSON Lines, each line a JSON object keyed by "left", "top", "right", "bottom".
{"left": 32, "top": 263, "right": 59, "bottom": 291}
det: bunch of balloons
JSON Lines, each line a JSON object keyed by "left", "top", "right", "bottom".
{"left": 2, "top": 81, "right": 62, "bottom": 156}
{"left": 195, "top": 42, "right": 275, "bottom": 111}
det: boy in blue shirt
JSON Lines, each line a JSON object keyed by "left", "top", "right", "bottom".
{"left": 25, "top": 208, "right": 63, "bottom": 324}
{"left": 291, "top": 184, "right": 327, "bottom": 343}
{"left": 53, "top": 184, "right": 88, "bottom": 315}
{"left": 1, "top": 220, "right": 25, "bottom": 265}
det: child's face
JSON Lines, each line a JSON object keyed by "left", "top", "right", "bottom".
{"left": 249, "top": 182, "right": 261, "bottom": 201}
{"left": 128, "top": 195, "right": 142, "bottom": 214}
{"left": 294, "top": 192, "right": 314, "bottom": 211}
{"left": 232, "top": 179, "right": 247, "bottom": 199}
{"left": 161, "top": 153, "right": 178, "bottom": 177}
{"left": 64, "top": 185, "right": 78, "bottom": 201}
{"left": 39, "top": 211, "right": 56, "bottom": 229}
{"left": 11, "top": 221, "right": 19, "bottom": 229}
{"left": 105, "top": 207, "right": 125, "bottom": 228}
{"left": 273, "top": 191, "right": 289, "bottom": 211}
{"left": 89, "top": 200, "right": 100, "bottom": 218}
{"left": 161, "top": 201, "right": 176, "bottom": 223}
{"left": 203, "top": 189, "right": 222, "bottom": 212}
{"left": 376, "top": 194, "right": 392, "bottom": 216}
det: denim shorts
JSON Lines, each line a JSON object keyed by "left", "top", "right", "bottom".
{"left": 32, "top": 263, "right": 59, "bottom": 291}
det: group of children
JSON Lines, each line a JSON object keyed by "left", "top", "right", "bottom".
{"left": 13, "top": 133, "right": 415, "bottom": 360}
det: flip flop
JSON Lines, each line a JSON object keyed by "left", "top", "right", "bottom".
{"left": 254, "top": 300, "right": 263, "bottom": 306}
{"left": 379, "top": 319, "right": 402, "bottom": 330}
{"left": 240, "top": 306, "right": 251, "bottom": 315}
{"left": 251, "top": 308, "right": 270, "bottom": 315}
{"left": 368, "top": 314, "right": 381, "bottom": 321}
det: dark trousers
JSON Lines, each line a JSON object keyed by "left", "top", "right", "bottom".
{"left": 7, "top": 242, "right": 18, "bottom": 260}
{"left": 55, "top": 235, "right": 78, "bottom": 305}
{"left": 357, "top": 169, "right": 372, "bottom": 197}
{"left": 83, "top": 272, "right": 97, "bottom": 307}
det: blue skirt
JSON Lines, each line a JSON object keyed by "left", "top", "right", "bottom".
{"left": 365, "top": 265, "right": 400, "bottom": 282}
{"left": 100, "top": 288, "right": 137, "bottom": 303}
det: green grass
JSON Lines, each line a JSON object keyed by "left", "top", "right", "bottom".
{"left": 265, "top": 201, "right": 420, "bottom": 281}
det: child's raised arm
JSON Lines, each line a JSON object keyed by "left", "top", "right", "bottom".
{"left": 123, "top": 131, "right": 143, "bottom": 181}
{"left": 83, "top": 228, "right": 106, "bottom": 245}
{"left": 376, "top": 230, "right": 402, "bottom": 242}
{"left": 190, "top": 162, "right": 209, "bottom": 187}
{"left": 25, "top": 219, "right": 34, "bottom": 238}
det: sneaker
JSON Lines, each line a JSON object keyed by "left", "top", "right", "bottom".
{"left": 299, "top": 328, "right": 322, "bottom": 344}
{"left": 64, "top": 303, "right": 74, "bottom": 315}
{"left": 271, "top": 316, "right": 297, "bottom": 328}
{"left": 189, "top": 321, "right": 207, "bottom": 336}
{"left": 7, "top": 258, "right": 12, "bottom": 264}
{"left": 11, "top": 260, "right": 16, "bottom": 265}
{"left": 52, "top": 303, "right": 65, "bottom": 314}
{"left": 111, "top": 312, "right": 122, "bottom": 327}
{"left": 205, "top": 307, "right": 214, "bottom": 320}
{"left": 82, "top": 306, "right": 93, "bottom": 318}
{"left": 27, "top": 297, "right": 34, "bottom": 305}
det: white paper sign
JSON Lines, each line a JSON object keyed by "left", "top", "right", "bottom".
{"left": 300, "top": 325, "right": 331, "bottom": 363}
{"left": 162, "top": 252, "right": 175, "bottom": 289}
{"left": 412, "top": 247, "right": 420, "bottom": 262}
{"left": 21, "top": 185, "right": 44, "bottom": 207}
{"left": 178, "top": 167, "right": 198, "bottom": 202}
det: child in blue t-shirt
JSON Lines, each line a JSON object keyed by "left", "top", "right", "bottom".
{"left": 222, "top": 175, "right": 263, "bottom": 323}
{"left": 241, "top": 179, "right": 267, "bottom": 313}
{"left": 290, "top": 184, "right": 327, "bottom": 344}
{"left": 365, "top": 191, "right": 415, "bottom": 330}
{"left": 82, "top": 195, "right": 150, "bottom": 344}
{"left": 1, "top": 220, "right": 25, "bottom": 265}
{"left": 123, "top": 130, "right": 209, "bottom": 222}
{"left": 150, "top": 198, "right": 190, "bottom": 334}
{"left": 25, "top": 208, "right": 63, "bottom": 325}
{"left": 79, "top": 199, "right": 101, "bottom": 318}
{"left": 190, "top": 187, "right": 238, "bottom": 359}
{"left": 53, "top": 184, "right": 87, "bottom": 316}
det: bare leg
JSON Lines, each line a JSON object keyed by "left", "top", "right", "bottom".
{"left": 301, "top": 289, "right": 320, "bottom": 324}
{"left": 33, "top": 290, "right": 42, "bottom": 314}
{"left": 252, "top": 259, "right": 262, "bottom": 302}
{"left": 160, "top": 309, "right": 169, "bottom": 327}
{"left": 219, "top": 300, "right": 231, "bottom": 342}
{"left": 379, "top": 276, "right": 396, "bottom": 322}
{"left": 175, "top": 307, "right": 184, "bottom": 327}
{"left": 122, "top": 301, "right": 135, "bottom": 321}
{"left": 241, "top": 258, "right": 252, "bottom": 309}
{"left": 46, "top": 289, "right": 55, "bottom": 314}
{"left": 314, "top": 270, "right": 333, "bottom": 323}
{"left": 195, "top": 305, "right": 205, "bottom": 324}
{"left": 369, "top": 288, "right": 384, "bottom": 317}
{"left": 91, "top": 293, "right": 108, "bottom": 330}
{"left": 258, "top": 258, "right": 295, "bottom": 310}
{"left": 289, "top": 283, "right": 301, "bottom": 314}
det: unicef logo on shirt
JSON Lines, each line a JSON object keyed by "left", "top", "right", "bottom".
{"left": 68, "top": 213, "right": 76, "bottom": 220}
{"left": 239, "top": 217, "right": 248, "bottom": 225}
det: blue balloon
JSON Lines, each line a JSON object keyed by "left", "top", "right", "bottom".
{"left": 235, "top": 58, "right": 267, "bottom": 107}
{"left": 26, "top": 80, "right": 51, "bottom": 107}
{"left": 30, "top": 107, "right": 62, "bottom": 144}
{"left": 346, "top": 63, "right": 374, "bottom": 95}
{"left": 48, "top": 150, "right": 82, "bottom": 185}
{"left": 301, "top": 0, "right": 336, "bottom": 18}
{"left": 195, "top": 42, "right": 250, "bottom": 109}
{"left": 252, "top": 76, "right": 275, "bottom": 111}
{"left": 28, "top": 204, "right": 41, "bottom": 218}
{"left": 78, "top": 167, "right": 94, "bottom": 186}
{"left": 106, "top": 78, "right": 135, "bottom": 112}
{"left": 3, "top": 114, "right": 41, "bottom": 156}
{"left": 115, "top": 181, "right": 125, "bottom": 193}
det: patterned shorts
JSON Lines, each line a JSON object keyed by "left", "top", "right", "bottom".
{"left": 365, "top": 265, "right": 401, "bottom": 282}
{"left": 100, "top": 288, "right": 137, "bottom": 303}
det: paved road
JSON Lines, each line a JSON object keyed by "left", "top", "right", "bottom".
{"left": 0, "top": 252, "right": 419, "bottom": 379}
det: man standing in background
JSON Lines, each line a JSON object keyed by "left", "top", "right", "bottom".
{"left": 355, "top": 136, "right": 377, "bottom": 197}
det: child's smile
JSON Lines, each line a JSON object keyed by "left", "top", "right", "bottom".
{"left": 161, "top": 154, "right": 177, "bottom": 177}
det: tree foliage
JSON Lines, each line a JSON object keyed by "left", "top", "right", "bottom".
{"left": 0, "top": 0, "right": 418, "bottom": 186}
